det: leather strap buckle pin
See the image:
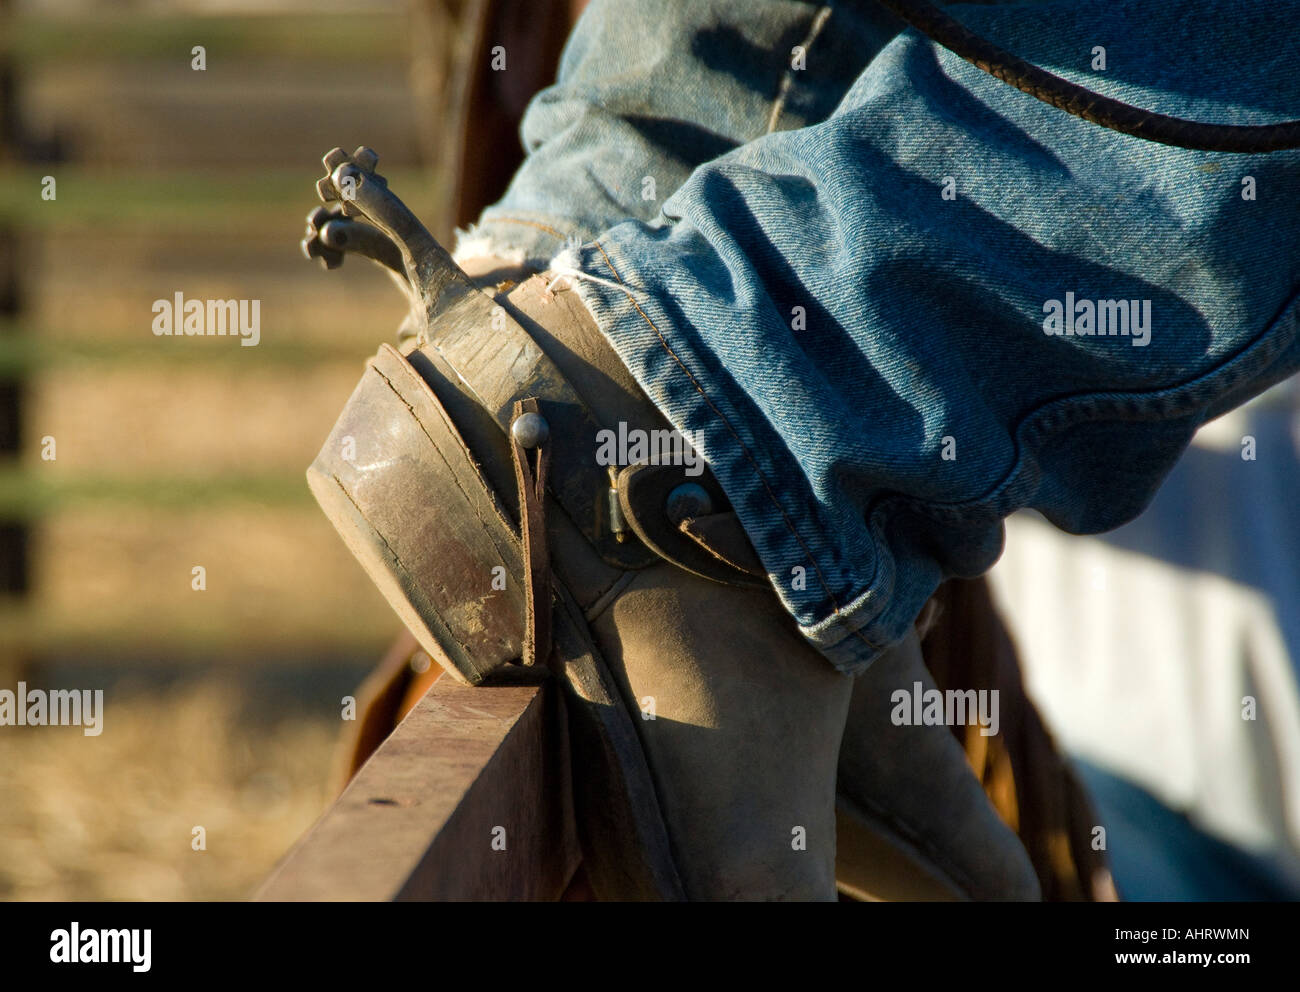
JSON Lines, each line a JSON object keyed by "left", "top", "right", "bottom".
{"left": 510, "top": 399, "right": 552, "bottom": 668}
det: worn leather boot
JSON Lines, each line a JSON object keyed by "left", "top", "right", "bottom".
{"left": 836, "top": 628, "right": 1043, "bottom": 900}
{"left": 479, "top": 270, "right": 1040, "bottom": 901}
{"left": 304, "top": 149, "right": 1038, "bottom": 900}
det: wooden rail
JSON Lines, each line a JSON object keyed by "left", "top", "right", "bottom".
{"left": 256, "top": 672, "right": 580, "bottom": 901}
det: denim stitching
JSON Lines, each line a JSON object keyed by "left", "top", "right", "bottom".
{"left": 481, "top": 216, "right": 569, "bottom": 240}
{"left": 589, "top": 238, "right": 879, "bottom": 653}
{"left": 885, "top": 285, "right": 1300, "bottom": 527}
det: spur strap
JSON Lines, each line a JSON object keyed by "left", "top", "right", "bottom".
{"left": 510, "top": 397, "right": 554, "bottom": 669}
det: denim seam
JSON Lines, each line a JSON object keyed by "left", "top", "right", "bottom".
{"left": 802, "top": 568, "right": 892, "bottom": 651}
{"left": 802, "top": 286, "right": 1300, "bottom": 658}
{"left": 885, "top": 284, "right": 1300, "bottom": 528}
{"left": 587, "top": 237, "right": 880, "bottom": 656}
{"left": 478, "top": 215, "right": 569, "bottom": 241}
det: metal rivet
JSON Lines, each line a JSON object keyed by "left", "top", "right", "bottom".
{"left": 511, "top": 411, "right": 550, "bottom": 448}
{"left": 665, "top": 482, "right": 712, "bottom": 524}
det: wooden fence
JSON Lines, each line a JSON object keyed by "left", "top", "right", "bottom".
{"left": 257, "top": 673, "right": 581, "bottom": 901}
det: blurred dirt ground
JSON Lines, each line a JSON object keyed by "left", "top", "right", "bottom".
{"left": 0, "top": 675, "right": 342, "bottom": 901}
{"left": 0, "top": 1, "right": 467, "bottom": 900}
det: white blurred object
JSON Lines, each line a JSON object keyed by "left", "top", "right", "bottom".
{"left": 989, "top": 375, "right": 1300, "bottom": 878}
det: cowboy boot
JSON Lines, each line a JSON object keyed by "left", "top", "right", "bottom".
{"left": 305, "top": 148, "right": 1039, "bottom": 900}
{"left": 492, "top": 271, "right": 1040, "bottom": 901}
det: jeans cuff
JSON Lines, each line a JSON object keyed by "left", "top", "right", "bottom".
{"left": 452, "top": 213, "right": 582, "bottom": 271}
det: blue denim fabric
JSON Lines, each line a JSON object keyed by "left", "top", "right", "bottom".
{"left": 461, "top": 0, "right": 908, "bottom": 263}
{"left": 459, "top": 0, "right": 1300, "bottom": 676}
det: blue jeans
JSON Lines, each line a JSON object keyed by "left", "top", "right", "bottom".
{"left": 457, "top": 0, "right": 1300, "bottom": 675}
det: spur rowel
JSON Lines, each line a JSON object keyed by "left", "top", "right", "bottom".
{"left": 312, "top": 145, "right": 479, "bottom": 329}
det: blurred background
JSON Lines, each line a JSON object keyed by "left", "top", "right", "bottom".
{"left": 0, "top": 0, "right": 464, "bottom": 900}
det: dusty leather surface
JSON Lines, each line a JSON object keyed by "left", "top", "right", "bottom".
{"left": 836, "top": 628, "right": 1042, "bottom": 901}
{"left": 307, "top": 343, "right": 527, "bottom": 685}
{"left": 329, "top": 272, "right": 1055, "bottom": 900}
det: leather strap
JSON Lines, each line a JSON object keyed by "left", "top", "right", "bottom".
{"left": 510, "top": 397, "right": 553, "bottom": 669}
{"left": 617, "top": 461, "right": 769, "bottom": 589}
{"left": 416, "top": 290, "right": 658, "bottom": 570}
{"left": 678, "top": 512, "right": 767, "bottom": 580}
{"left": 877, "top": 0, "right": 1300, "bottom": 153}
{"left": 549, "top": 579, "right": 687, "bottom": 900}
{"left": 414, "top": 288, "right": 767, "bottom": 591}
